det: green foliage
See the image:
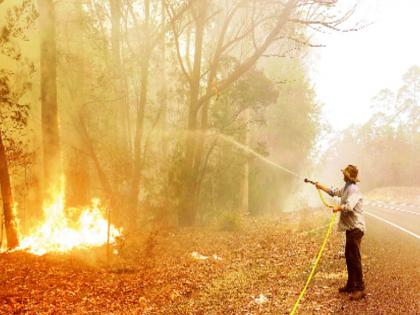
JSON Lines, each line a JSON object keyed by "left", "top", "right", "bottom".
{"left": 249, "top": 57, "right": 321, "bottom": 214}
{"left": 191, "top": 66, "right": 279, "bottom": 220}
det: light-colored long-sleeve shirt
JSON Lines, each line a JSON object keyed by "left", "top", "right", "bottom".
{"left": 328, "top": 183, "right": 366, "bottom": 232}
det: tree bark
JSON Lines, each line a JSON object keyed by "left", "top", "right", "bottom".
{"left": 241, "top": 108, "right": 250, "bottom": 214}
{"left": 110, "top": 0, "right": 122, "bottom": 76}
{"left": 159, "top": 0, "right": 168, "bottom": 157}
{"left": 38, "top": 0, "right": 61, "bottom": 199}
{"left": 178, "top": 1, "right": 207, "bottom": 226}
{"left": 159, "top": 0, "right": 171, "bottom": 206}
{"left": 0, "top": 129, "right": 19, "bottom": 249}
{"left": 64, "top": 0, "right": 91, "bottom": 207}
{"left": 78, "top": 116, "right": 113, "bottom": 200}
{"left": 110, "top": 0, "right": 132, "bottom": 159}
{"left": 128, "top": 0, "right": 151, "bottom": 228}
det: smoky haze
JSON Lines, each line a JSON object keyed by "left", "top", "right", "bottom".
{"left": 0, "top": 0, "right": 418, "bottom": 239}
{"left": 1, "top": 1, "right": 420, "bottom": 314}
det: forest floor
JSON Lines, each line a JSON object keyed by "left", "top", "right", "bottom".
{"left": 0, "top": 207, "right": 419, "bottom": 314}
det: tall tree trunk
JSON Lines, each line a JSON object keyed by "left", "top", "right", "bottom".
{"left": 110, "top": 0, "right": 131, "bottom": 160}
{"left": 178, "top": 1, "right": 207, "bottom": 226}
{"left": 0, "top": 129, "right": 19, "bottom": 249}
{"left": 187, "top": 7, "right": 231, "bottom": 223}
{"left": 241, "top": 108, "right": 250, "bottom": 214}
{"left": 128, "top": 0, "right": 151, "bottom": 229}
{"left": 110, "top": 0, "right": 122, "bottom": 77}
{"left": 78, "top": 116, "right": 113, "bottom": 199}
{"left": 159, "top": 0, "right": 168, "bottom": 156}
{"left": 38, "top": 0, "right": 61, "bottom": 199}
{"left": 65, "top": 0, "right": 90, "bottom": 207}
{"left": 159, "top": 0, "right": 171, "bottom": 205}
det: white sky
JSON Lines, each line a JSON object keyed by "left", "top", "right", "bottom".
{"left": 309, "top": 0, "right": 420, "bottom": 131}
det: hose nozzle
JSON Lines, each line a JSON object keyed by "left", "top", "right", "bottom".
{"left": 304, "top": 178, "right": 316, "bottom": 185}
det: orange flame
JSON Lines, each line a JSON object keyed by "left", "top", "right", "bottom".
{"left": 18, "top": 187, "right": 121, "bottom": 256}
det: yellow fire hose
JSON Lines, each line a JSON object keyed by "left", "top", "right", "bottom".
{"left": 289, "top": 183, "right": 337, "bottom": 315}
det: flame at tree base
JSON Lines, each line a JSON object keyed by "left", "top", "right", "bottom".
{"left": 17, "top": 190, "right": 121, "bottom": 256}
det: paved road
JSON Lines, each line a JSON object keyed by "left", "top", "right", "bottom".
{"left": 366, "top": 200, "right": 420, "bottom": 237}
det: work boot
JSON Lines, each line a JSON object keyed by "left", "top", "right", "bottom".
{"left": 338, "top": 286, "right": 352, "bottom": 293}
{"left": 350, "top": 290, "right": 365, "bottom": 300}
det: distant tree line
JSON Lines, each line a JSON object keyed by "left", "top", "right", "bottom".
{"left": 321, "top": 66, "right": 420, "bottom": 190}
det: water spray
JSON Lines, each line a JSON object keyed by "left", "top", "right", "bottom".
{"left": 209, "top": 131, "right": 303, "bottom": 179}
{"left": 148, "top": 127, "right": 304, "bottom": 180}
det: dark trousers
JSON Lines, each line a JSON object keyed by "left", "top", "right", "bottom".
{"left": 345, "top": 228, "right": 365, "bottom": 291}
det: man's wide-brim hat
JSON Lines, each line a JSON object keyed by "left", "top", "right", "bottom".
{"left": 341, "top": 164, "right": 360, "bottom": 182}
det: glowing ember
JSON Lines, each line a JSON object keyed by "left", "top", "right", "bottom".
{"left": 18, "top": 190, "right": 121, "bottom": 256}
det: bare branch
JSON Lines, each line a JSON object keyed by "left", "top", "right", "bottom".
{"left": 151, "top": 0, "right": 199, "bottom": 48}
{"left": 197, "top": 0, "right": 299, "bottom": 107}
{"left": 165, "top": 1, "right": 192, "bottom": 84}
{"left": 277, "top": 35, "right": 326, "bottom": 48}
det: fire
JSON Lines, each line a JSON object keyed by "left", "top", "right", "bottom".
{"left": 18, "top": 189, "right": 121, "bottom": 256}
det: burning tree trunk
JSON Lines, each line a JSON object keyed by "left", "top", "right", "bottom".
{"left": 0, "top": 129, "right": 19, "bottom": 249}
{"left": 38, "top": 0, "right": 61, "bottom": 198}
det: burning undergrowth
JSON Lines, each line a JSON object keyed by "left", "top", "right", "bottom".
{"left": 3, "top": 182, "right": 122, "bottom": 256}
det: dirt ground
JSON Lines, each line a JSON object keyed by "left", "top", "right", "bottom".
{"left": 0, "top": 208, "right": 419, "bottom": 314}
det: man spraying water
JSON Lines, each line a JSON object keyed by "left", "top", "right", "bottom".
{"left": 214, "top": 133, "right": 368, "bottom": 303}
{"left": 315, "top": 165, "right": 366, "bottom": 300}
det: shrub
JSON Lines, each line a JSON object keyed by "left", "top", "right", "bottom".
{"left": 218, "top": 210, "right": 241, "bottom": 231}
